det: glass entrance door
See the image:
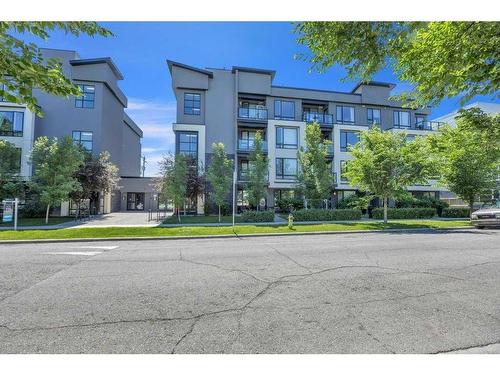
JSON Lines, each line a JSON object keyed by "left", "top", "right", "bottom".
{"left": 127, "top": 193, "right": 145, "bottom": 211}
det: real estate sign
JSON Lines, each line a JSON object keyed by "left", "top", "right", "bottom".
{"left": 2, "top": 200, "right": 14, "bottom": 222}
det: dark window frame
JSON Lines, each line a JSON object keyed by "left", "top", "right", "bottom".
{"left": 72, "top": 130, "right": 93, "bottom": 152}
{"left": 393, "top": 110, "right": 410, "bottom": 128}
{"left": 367, "top": 108, "right": 381, "bottom": 125}
{"left": 340, "top": 160, "right": 350, "bottom": 183}
{"left": 276, "top": 157, "right": 298, "bottom": 180}
{"left": 177, "top": 131, "right": 198, "bottom": 160}
{"left": 184, "top": 93, "right": 201, "bottom": 115}
{"left": 336, "top": 105, "right": 355, "bottom": 124}
{"left": 340, "top": 130, "right": 360, "bottom": 152}
{"left": 75, "top": 84, "right": 95, "bottom": 109}
{"left": 0, "top": 110, "right": 24, "bottom": 137}
{"left": 276, "top": 126, "right": 298, "bottom": 149}
{"left": 274, "top": 100, "right": 295, "bottom": 120}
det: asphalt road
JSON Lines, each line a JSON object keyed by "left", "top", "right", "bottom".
{"left": 0, "top": 229, "right": 499, "bottom": 354}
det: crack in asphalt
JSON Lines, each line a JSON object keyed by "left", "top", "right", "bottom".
{"left": 265, "top": 244, "right": 313, "bottom": 273}
{"left": 431, "top": 339, "right": 500, "bottom": 354}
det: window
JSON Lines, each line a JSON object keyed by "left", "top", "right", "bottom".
{"left": 276, "top": 127, "right": 298, "bottom": 149}
{"left": 393, "top": 111, "right": 410, "bottom": 128}
{"left": 340, "top": 160, "right": 350, "bottom": 183}
{"left": 276, "top": 158, "right": 298, "bottom": 180}
{"left": 274, "top": 100, "right": 295, "bottom": 120}
{"left": 177, "top": 132, "right": 198, "bottom": 159}
{"left": 237, "top": 189, "right": 249, "bottom": 207}
{"left": 72, "top": 131, "right": 93, "bottom": 151}
{"left": 336, "top": 106, "right": 355, "bottom": 123}
{"left": 415, "top": 115, "right": 426, "bottom": 125}
{"left": 340, "top": 130, "right": 360, "bottom": 152}
{"left": 184, "top": 93, "right": 201, "bottom": 115}
{"left": 239, "top": 130, "right": 256, "bottom": 149}
{"left": 239, "top": 160, "right": 250, "bottom": 180}
{"left": 0, "top": 111, "right": 24, "bottom": 136}
{"left": 367, "top": 108, "right": 381, "bottom": 125}
{"left": 75, "top": 84, "right": 95, "bottom": 108}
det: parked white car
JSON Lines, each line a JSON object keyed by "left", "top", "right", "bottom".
{"left": 471, "top": 201, "right": 500, "bottom": 228}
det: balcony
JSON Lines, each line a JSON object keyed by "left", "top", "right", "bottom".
{"left": 303, "top": 112, "right": 333, "bottom": 127}
{"left": 326, "top": 143, "right": 334, "bottom": 157}
{"left": 237, "top": 171, "right": 269, "bottom": 183}
{"left": 237, "top": 139, "right": 268, "bottom": 153}
{"left": 415, "top": 121, "right": 445, "bottom": 131}
{"left": 238, "top": 107, "right": 268, "bottom": 121}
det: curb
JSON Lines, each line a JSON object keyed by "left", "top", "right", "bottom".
{"left": 0, "top": 226, "right": 474, "bottom": 244}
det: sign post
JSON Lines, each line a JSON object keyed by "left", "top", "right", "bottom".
{"left": 14, "top": 198, "right": 18, "bottom": 231}
{"left": 2, "top": 199, "right": 18, "bottom": 230}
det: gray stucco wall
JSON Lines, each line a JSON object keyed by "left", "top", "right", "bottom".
{"left": 121, "top": 123, "right": 142, "bottom": 177}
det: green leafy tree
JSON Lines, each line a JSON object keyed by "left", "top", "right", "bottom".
{"left": 297, "top": 122, "right": 333, "bottom": 208}
{"left": 429, "top": 109, "right": 500, "bottom": 218}
{"left": 70, "top": 151, "right": 119, "bottom": 218}
{"left": 0, "top": 22, "right": 112, "bottom": 115}
{"left": 185, "top": 156, "right": 205, "bottom": 209}
{"left": 158, "top": 153, "right": 188, "bottom": 223}
{"left": 247, "top": 132, "right": 268, "bottom": 210}
{"left": 30, "top": 136, "right": 85, "bottom": 223}
{"left": 345, "top": 127, "right": 435, "bottom": 224}
{"left": 206, "top": 143, "right": 233, "bottom": 222}
{"left": 295, "top": 22, "right": 500, "bottom": 107}
{"left": 0, "top": 139, "right": 23, "bottom": 201}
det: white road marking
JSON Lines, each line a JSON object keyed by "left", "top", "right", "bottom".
{"left": 43, "top": 251, "right": 102, "bottom": 256}
{"left": 76, "top": 246, "right": 119, "bottom": 250}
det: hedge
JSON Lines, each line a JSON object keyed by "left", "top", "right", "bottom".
{"left": 371, "top": 207, "right": 436, "bottom": 219}
{"left": 291, "top": 209, "right": 362, "bottom": 222}
{"left": 241, "top": 210, "right": 275, "bottom": 223}
{"left": 441, "top": 207, "right": 470, "bottom": 218}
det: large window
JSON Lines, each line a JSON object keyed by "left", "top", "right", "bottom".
{"left": 0, "top": 111, "right": 24, "bottom": 136}
{"left": 75, "top": 84, "right": 95, "bottom": 108}
{"left": 393, "top": 111, "right": 410, "bottom": 128}
{"left": 276, "top": 127, "right": 298, "bottom": 149}
{"left": 239, "top": 160, "right": 250, "bottom": 180}
{"left": 340, "top": 130, "right": 360, "bottom": 152}
{"left": 274, "top": 100, "right": 295, "bottom": 120}
{"left": 72, "top": 131, "right": 93, "bottom": 151}
{"left": 340, "top": 160, "right": 350, "bottom": 183}
{"left": 336, "top": 106, "right": 355, "bottom": 123}
{"left": 276, "top": 158, "right": 298, "bottom": 180}
{"left": 177, "top": 132, "right": 198, "bottom": 159}
{"left": 184, "top": 93, "right": 201, "bottom": 115}
{"left": 367, "top": 108, "right": 381, "bottom": 125}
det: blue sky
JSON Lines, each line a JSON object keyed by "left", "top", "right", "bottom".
{"left": 18, "top": 22, "right": 499, "bottom": 176}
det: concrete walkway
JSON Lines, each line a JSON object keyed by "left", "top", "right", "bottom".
{"left": 74, "top": 212, "right": 160, "bottom": 227}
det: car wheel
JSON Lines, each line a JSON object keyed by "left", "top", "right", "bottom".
{"left": 475, "top": 226, "right": 485, "bottom": 229}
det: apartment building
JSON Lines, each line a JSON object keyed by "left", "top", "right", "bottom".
{"left": 167, "top": 60, "right": 446, "bottom": 213}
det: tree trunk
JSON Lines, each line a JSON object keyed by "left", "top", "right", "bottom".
{"left": 383, "top": 196, "right": 388, "bottom": 225}
{"left": 177, "top": 207, "right": 180, "bottom": 223}
{"left": 469, "top": 200, "right": 474, "bottom": 222}
{"left": 218, "top": 205, "right": 221, "bottom": 223}
{"left": 45, "top": 204, "right": 50, "bottom": 224}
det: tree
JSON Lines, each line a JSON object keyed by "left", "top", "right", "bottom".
{"left": 70, "top": 151, "right": 119, "bottom": 218}
{"left": 345, "top": 127, "right": 435, "bottom": 224}
{"left": 247, "top": 132, "right": 268, "bottom": 210}
{"left": 0, "top": 22, "right": 112, "bottom": 115}
{"left": 297, "top": 122, "right": 333, "bottom": 208}
{"left": 206, "top": 143, "right": 233, "bottom": 223}
{"left": 157, "top": 153, "right": 188, "bottom": 223}
{"left": 295, "top": 22, "right": 500, "bottom": 107}
{"left": 429, "top": 109, "right": 500, "bottom": 218}
{"left": 30, "top": 136, "right": 84, "bottom": 223}
{"left": 0, "top": 139, "right": 23, "bottom": 201}
{"left": 185, "top": 156, "right": 205, "bottom": 210}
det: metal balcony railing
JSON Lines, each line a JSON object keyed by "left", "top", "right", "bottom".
{"left": 238, "top": 107, "right": 268, "bottom": 120}
{"left": 303, "top": 112, "right": 334, "bottom": 125}
{"left": 415, "top": 121, "right": 446, "bottom": 131}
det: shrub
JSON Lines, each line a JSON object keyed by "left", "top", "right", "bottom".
{"left": 240, "top": 210, "right": 275, "bottom": 222}
{"left": 337, "top": 194, "right": 371, "bottom": 210}
{"left": 292, "top": 209, "right": 362, "bottom": 221}
{"left": 19, "top": 200, "right": 46, "bottom": 218}
{"left": 441, "top": 207, "right": 470, "bottom": 218}
{"left": 275, "top": 197, "right": 304, "bottom": 212}
{"left": 371, "top": 207, "right": 436, "bottom": 219}
{"left": 395, "top": 196, "right": 449, "bottom": 216}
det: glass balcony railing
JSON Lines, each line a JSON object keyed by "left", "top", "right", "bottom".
{"left": 326, "top": 143, "right": 334, "bottom": 156}
{"left": 415, "top": 121, "right": 445, "bottom": 131}
{"left": 238, "top": 107, "right": 268, "bottom": 121}
{"left": 303, "top": 112, "right": 334, "bottom": 125}
{"left": 237, "top": 139, "right": 268, "bottom": 152}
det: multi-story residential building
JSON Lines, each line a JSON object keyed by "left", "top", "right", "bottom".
{"left": 167, "top": 60, "right": 447, "bottom": 213}
{"left": 0, "top": 85, "right": 36, "bottom": 179}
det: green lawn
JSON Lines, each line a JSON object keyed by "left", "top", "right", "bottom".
{"left": 0, "top": 220, "right": 471, "bottom": 241}
{"left": 0, "top": 217, "right": 74, "bottom": 227}
{"left": 163, "top": 215, "right": 243, "bottom": 224}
